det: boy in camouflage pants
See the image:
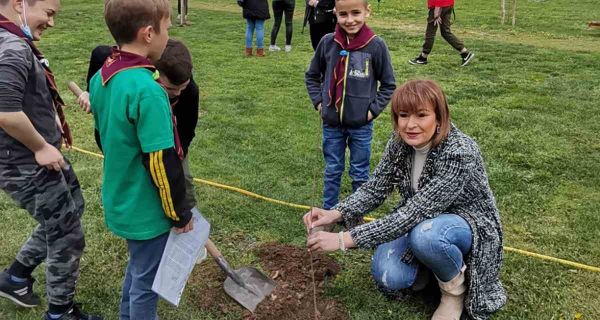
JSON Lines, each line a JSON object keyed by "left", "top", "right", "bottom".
{"left": 0, "top": 0, "right": 100, "bottom": 319}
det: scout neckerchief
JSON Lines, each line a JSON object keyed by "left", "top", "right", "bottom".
{"left": 0, "top": 13, "right": 73, "bottom": 146}
{"left": 328, "top": 24, "right": 376, "bottom": 113}
{"left": 100, "top": 48, "right": 184, "bottom": 160}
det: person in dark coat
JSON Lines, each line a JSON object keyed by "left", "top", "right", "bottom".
{"left": 304, "top": 0, "right": 336, "bottom": 50}
{"left": 238, "top": 0, "right": 270, "bottom": 56}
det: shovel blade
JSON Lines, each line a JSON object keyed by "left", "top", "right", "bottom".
{"left": 223, "top": 267, "right": 276, "bottom": 312}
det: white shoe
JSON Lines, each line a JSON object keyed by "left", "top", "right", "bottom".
{"left": 284, "top": 45, "right": 292, "bottom": 52}
{"left": 269, "top": 45, "right": 281, "bottom": 52}
{"left": 195, "top": 246, "right": 208, "bottom": 264}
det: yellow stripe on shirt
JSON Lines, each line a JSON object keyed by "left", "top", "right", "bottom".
{"left": 157, "top": 150, "right": 179, "bottom": 221}
{"left": 150, "top": 152, "right": 171, "bottom": 219}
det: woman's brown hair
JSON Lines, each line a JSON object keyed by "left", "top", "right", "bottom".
{"left": 390, "top": 79, "right": 451, "bottom": 148}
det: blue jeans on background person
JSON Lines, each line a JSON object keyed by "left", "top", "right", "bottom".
{"left": 371, "top": 214, "right": 472, "bottom": 291}
{"left": 246, "top": 19, "right": 265, "bottom": 48}
{"left": 322, "top": 122, "right": 373, "bottom": 210}
{"left": 120, "top": 232, "right": 169, "bottom": 320}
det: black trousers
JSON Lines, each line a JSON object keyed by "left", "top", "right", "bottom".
{"left": 309, "top": 20, "right": 336, "bottom": 50}
{"left": 271, "top": 0, "right": 296, "bottom": 45}
{"left": 422, "top": 6, "right": 465, "bottom": 54}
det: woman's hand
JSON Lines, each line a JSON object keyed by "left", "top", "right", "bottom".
{"left": 307, "top": 231, "right": 355, "bottom": 252}
{"left": 303, "top": 207, "right": 342, "bottom": 231}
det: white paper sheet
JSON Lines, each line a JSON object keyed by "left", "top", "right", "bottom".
{"left": 152, "top": 207, "right": 210, "bottom": 306}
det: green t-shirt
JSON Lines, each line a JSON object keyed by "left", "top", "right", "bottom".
{"left": 89, "top": 68, "right": 174, "bottom": 240}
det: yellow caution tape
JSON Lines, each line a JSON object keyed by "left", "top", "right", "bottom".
{"left": 66, "top": 145, "right": 600, "bottom": 273}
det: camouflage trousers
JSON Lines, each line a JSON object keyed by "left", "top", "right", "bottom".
{"left": 0, "top": 157, "right": 85, "bottom": 306}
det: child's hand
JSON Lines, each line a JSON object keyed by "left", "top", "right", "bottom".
{"left": 308, "top": 0, "right": 318, "bottom": 7}
{"left": 77, "top": 91, "right": 91, "bottom": 113}
{"left": 317, "top": 103, "right": 322, "bottom": 112}
{"left": 367, "top": 111, "right": 373, "bottom": 121}
{"left": 174, "top": 218, "right": 194, "bottom": 234}
{"left": 433, "top": 7, "right": 442, "bottom": 26}
{"left": 35, "top": 142, "right": 67, "bottom": 171}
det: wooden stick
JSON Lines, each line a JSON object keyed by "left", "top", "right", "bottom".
{"left": 511, "top": 0, "right": 517, "bottom": 27}
{"left": 67, "top": 81, "right": 83, "bottom": 98}
{"left": 500, "top": 0, "right": 506, "bottom": 25}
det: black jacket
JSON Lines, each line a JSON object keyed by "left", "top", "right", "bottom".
{"left": 241, "top": 0, "right": 271, "bottom": 20}
{"left": 86, "top": 45, "right": 199, "bottom": 157}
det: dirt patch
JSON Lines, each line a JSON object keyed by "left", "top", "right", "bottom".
{"left": 189, "top": 243, "right": 349, "bottom": 320}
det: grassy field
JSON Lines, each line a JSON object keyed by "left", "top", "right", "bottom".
{"left": 1, "top": 0, "right": 600, "bottom": 319}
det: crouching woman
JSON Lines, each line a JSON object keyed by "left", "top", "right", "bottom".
{"left": 304, "top": 79, "right": 506, "bottom": 320}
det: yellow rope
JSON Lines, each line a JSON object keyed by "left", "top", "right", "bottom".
{"left": 66, "top": 145, "right": 600, "bottom": 273}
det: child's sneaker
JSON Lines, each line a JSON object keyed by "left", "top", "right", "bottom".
{"left": 195, "top": 246, "right": 208, "bottom": 264}
{"left": 43, "top": 303, "right": 103, "bottom": 320}
{"left": 409, "top": 54, "right": 428, "bottom": 65}
{"left": 256, "top": 48, "right": 265, "bottom": 57}
{"left": 245, "top": 48, "right": 253, "bottom": 57}
{"left": 0, "top": 269, "right": 40, "bottom": 308}
{"left": 460, "top": 51, "right": 475, "bottom": 66}
{"left": 284, "top": 45, "right": 292, "bottom": 52}
{"left": 269, "top": 45, "right": 281, "bottom": 52}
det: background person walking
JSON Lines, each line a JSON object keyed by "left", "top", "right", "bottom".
{"left": 409, "top": 0, "right": 474, "bottom": 66}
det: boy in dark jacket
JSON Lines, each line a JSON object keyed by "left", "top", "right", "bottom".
{"left": 238, "top": 0, "right": 270, "bottom": 56}
{"left": 305, "top": 0, "right": 396, "bottom": 210}
{"left": 409, "top": 0, "right": 474, "bottom": 66}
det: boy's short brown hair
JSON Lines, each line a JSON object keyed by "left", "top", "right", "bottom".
{"left": 104, "top": 0, "right": 171, "bottom": 46}
{"left": 155, "top": 38, "right": 193, "bottom": 85}
{"left": 391, "top": 79, "right": 451, "bottom": 148}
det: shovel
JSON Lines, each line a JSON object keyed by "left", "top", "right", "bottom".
{"left": 205, "top": 239, "right": 276, "bottom": 312}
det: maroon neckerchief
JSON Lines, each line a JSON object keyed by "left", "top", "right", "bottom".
{"left": 100, "top": 48, "right": 184, "bottom": 160}
{"left": 0, "top": 14, "right": 72, "bottom": 147}
{"left": 328, "top": 24, "right": 376, "bottom": 112}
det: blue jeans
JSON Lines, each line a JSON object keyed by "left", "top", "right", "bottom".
{"left": 322, "top": 122, "right": 373, "bottom": 209}
{"left": 245, "top": 19, "right": 265, "bottom": 48}
{"left": 120, "top": 232, "right": 169, "bottom": 320}
{"left": 371, "top": 214, "right": 472, "bottom": 291}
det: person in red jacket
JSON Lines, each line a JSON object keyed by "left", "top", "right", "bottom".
{"left": 409, "top": 0, "right": 474, "bottom": 66}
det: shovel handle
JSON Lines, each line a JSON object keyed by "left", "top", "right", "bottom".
{"left": 205, "top": 238, "right": 223, "bottom": 259}
{"left": 68, "top": 81, "right": 84, "bottom": 98}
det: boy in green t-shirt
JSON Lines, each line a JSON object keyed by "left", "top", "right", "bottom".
{"left": 88, "top": 0, "right": 194, "bottom": 318}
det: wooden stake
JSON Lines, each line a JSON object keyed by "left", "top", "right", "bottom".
{"left": 500, "top": 0, "right": 506, "bottom": 25}
{"left": 511, "top": 0, "right": 517, "bottom": 27}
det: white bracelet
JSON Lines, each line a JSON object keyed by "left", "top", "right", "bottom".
{"left": 338, "top": 231, "right": 346, "bottom": 252}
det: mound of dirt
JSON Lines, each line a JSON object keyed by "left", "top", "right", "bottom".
{"left": 189, "top": 243, "right": 349, "bottom": 320}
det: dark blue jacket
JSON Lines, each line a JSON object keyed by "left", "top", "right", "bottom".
{"left": 305, "top": 33, "right": 396, "bottom": 128}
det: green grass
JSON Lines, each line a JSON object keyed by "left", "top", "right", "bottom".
{"left": 1, "top": 0, "right": 600, "bottom": 318}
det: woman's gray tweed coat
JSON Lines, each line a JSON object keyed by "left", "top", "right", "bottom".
{"left": 333, "top": 126, "right": 506, "bottom": 319}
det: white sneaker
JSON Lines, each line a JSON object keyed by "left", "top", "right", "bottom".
{"left": 284, "top": 45, "right": 292, "bottom": 52}
{"left": 195, "top": 246, "right": 208, "bottom": 264}
{"left": 269, "top": 45, "right": 281, "bottom": 52}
